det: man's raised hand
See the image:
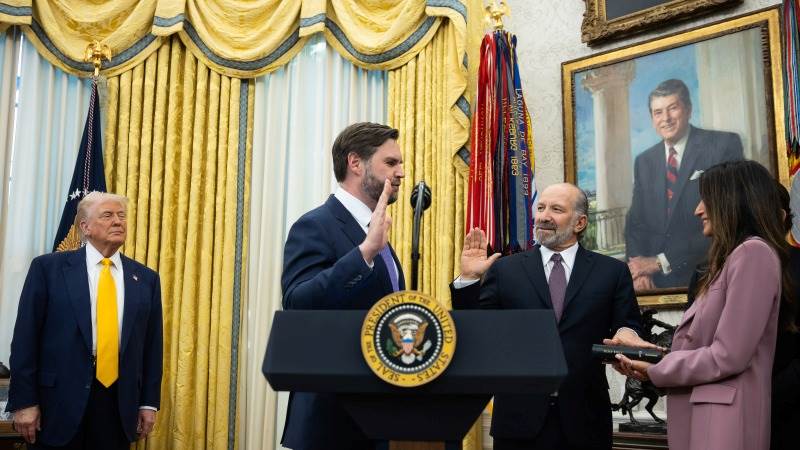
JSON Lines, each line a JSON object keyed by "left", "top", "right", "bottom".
{"left": 359, "top": 179, "right": 393, "bottom": 263}
{"left": 460, "top": 227, "right": 501, "bottom": 279}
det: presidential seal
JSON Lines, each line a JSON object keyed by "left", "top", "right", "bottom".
{"left": 361, "top": 291, "right": 456, "bottom": 387}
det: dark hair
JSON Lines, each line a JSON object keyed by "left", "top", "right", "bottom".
{"left": 648, "top": 79, "right": 692, "bottom": 114}
{"left": 696, "top": 160, "right": 795, "bottom": 331}
{"left": 331, "top": 123, "right": 399, "bottom": 182}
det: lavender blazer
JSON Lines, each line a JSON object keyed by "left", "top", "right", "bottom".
{"left": 648, "top": 238, "right": 781, "bottom": 450}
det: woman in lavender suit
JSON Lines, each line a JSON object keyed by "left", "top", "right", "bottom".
{"left": 616, "top": 160, "right": 795, "bottom": 450}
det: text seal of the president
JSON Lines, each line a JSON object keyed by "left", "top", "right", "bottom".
{"left": 361, "top": 291, "right": 456, "bottom": 387}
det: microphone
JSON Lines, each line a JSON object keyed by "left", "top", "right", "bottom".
{"left": 410, "top": 181, "right": 432, "bottom": 290}
{"left": 410, "top": 182, "right": 432, "bottom": 211}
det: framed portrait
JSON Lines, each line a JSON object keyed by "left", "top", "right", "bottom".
{"left": 563, "top": 7, "right": 789, "bottom": 307}
{"left": 582, "top": 0, "right": 742, "bottom": 45}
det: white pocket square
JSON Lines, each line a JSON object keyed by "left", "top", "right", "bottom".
{"left": 689, "top": 170, "right": 704, "bottom": 181}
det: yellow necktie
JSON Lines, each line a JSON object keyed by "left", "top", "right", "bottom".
{"left": 96, "top": 258, "right": 118, "bottom": 387}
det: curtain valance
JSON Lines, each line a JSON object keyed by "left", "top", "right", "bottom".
{"left": 0, "top": 0, "right": 468, "bottom": 79}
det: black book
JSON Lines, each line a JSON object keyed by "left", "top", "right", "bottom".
{"left": 591, "top": 344, "right": 664, "bottom": 364}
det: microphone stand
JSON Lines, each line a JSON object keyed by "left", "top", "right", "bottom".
{"left": 410, "top": 181, "right": 430, "bottom": 291}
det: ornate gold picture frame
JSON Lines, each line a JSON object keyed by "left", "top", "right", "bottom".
{"left": 582, "top": 0, "right": 742, "bottom": 45}
{"left": 564, "top": 7, "right": 788, "bottom": 308}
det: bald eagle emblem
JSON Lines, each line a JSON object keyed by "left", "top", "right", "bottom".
{"left": 386, "top": 313, "right": 433, "bottom": 364}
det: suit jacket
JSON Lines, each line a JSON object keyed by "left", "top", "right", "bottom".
{"left": 450, "top": 244, "right": 641, "bottom": 447}
{"left": 625, "top": 126, "right": 743, "bottom": 287}
{"left": 648, "top": 238, "right": 780, "bottom": 450}
{"left": 7, "top": 247, "right": 163, "bottom": 445}
{"left": 280, "top": 195, "right": 405, "bottom": 450}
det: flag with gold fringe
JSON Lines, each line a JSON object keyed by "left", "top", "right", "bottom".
{"left": 785, "top": 1, "right": 800, "bottom": 247}
{"left": 52, "top": 80, "right": 107, "bottom": 252}
{"left": 784, "top": 0, "right": 800, "bottom": 174}
{"left": 467, "top": 30, "right": 536, "bottom": 255}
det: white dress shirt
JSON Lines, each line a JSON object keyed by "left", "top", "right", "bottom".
{"left": 85, "top": 241, "right": 125, "bottom": 355}
{"left": 539, "top": 242, "right": 579, "bottom": 283}
{"left": 85, "top": 243, "right": 157, "bottom": 411}
{"left": 333, "top": 186, "right": 399, "bottom": 280}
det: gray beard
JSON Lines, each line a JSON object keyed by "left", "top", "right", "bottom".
{"left": 535, "top": 218, "right": 577, "bottom": 249}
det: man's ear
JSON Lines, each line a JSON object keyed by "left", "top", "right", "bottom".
{"left": 79, "top": 219, "right": 89, "bottom": 237}
{"left": 574, "top": 215, "right": 588, "bottom": 234}
{"left": 347, "top": 152, "right": 363, "bottom": 177}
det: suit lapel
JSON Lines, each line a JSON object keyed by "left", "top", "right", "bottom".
{"left": 522, "top": 246, "right": 552, "bottom": 309}
{"left": 327, "top": 195, "right": 395, "bottom": 292}
{"left": 563, "top": 245, "right": 594, "bottom": 313}
{"left": 63, "top": 247, "right": 92, "bottom": 353}
{"left": 120, "top": 255, "right": 140, "bottom": 355}
{"left": 327, "top": 195, "right": 366, "bottom": 248}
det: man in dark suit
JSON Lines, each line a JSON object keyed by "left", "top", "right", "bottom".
{"left": 452, "top": 183, "right": 644, "bottom": 450}
{"left": 6, "top": 192, "right": 163, "bottom": 449}
{"left": 280, "top": 122, "right": 405, "bottom": 450}
{"left": 625, "top": 79, "right": 743, "bottom": 290}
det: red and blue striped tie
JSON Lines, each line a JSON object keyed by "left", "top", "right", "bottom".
{"left": 666, "top": 147, "right": 679, "bottom": 217}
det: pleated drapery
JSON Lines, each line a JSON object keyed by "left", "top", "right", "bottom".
{"left": 0, "top": 1, "right": 487, "bottom": 448}
{"left": 0, "top": 1, "right": 471, "bottom": 164}
{"left": 2, "top": 1, "right": 467, "bottom": 76}
{"left": 0, "top": 33, "right": 92, "bottom": 365}
{"left": 103, "top": 36, "right": 253, "bottom": 450}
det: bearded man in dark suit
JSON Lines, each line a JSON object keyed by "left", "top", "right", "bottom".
{"left": 280, "top": 122, "right": 406, "bottom": 450}
{"left": 451, "top": 183, "right": 646, "bottom": 450}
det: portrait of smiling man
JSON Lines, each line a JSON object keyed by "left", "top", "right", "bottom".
{"left": 625, "top": 78, "right": 744, "bottom": 290}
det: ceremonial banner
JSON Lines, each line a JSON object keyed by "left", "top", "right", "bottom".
{"left": 466, "top": 30, "right": 535, "bottom": 255}
{"left": 784, "top": 1, "right": 800, "bottom": 247}
{"left": 784, "top": 0, "right": 800, "bottom": 174}
{"left": 52, "top": 80, "right": 107, "bottom": 251}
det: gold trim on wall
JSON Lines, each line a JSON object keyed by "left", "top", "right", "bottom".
{"left": 581, "top": 0, "right": 742, "bottom": 45}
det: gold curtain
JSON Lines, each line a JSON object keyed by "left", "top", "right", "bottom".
{"left": 21, "top": 0, "right": 163, "bottom": 77}
{"left": 0, "top": 1, "right": 31, "bottom": 29}
{"left": 7, "top": 0, "right": 468, "bottom": 81}
{"left": 102, "top": 35, "right": 253, "bottom": 449}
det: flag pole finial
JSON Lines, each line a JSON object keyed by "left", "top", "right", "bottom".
{"left": 83, "top": 40, "right": 112, "bottom": 78}
{"left": 484, "top": 0, "right": 510, "bottom": 30}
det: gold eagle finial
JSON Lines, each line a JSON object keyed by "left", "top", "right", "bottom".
{"left": 83, "top": 40, "right": 112, "bottom": 78}
{"left": 484, "top": 0, "right": 510, "bottom": 30}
